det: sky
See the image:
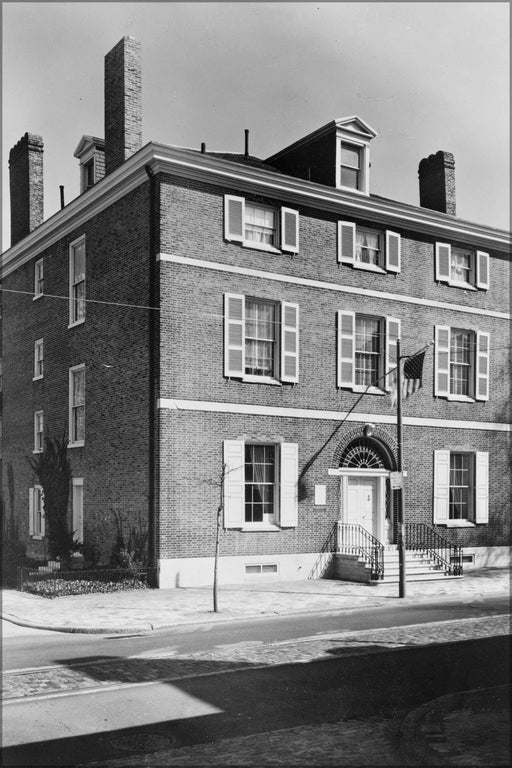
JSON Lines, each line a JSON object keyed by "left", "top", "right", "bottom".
{"left": 2, "top": 2, "right": 510, "bottom": 251}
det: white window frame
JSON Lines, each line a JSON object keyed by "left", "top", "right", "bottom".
{"left": 34, "top": 258, "right": 44, "bottom": 300}
{"left": 72, "top": 478, "right": 84, "bottom": 543}
{"left": 29, "top": 485, "right": 45, "bottom": 539}
{"left": 338, "top": 222, "right": 401, "bottom": 274}
{"left": 33, "top": 338, "right": 44, "bottom": 380}
{"left": 336, "top": 138, "right": 370, "bottom": 195}
{"left": 435, "top": 242, "right": 489, "bottom": 291}
{"left": 34, "top": 410, "right": 44, "bottom": 453}
{"left": 244, "top": 443, "right": 278, "bottom": 527}
{"left": 434, "top": 326, "right": 489, "bottom": 402}
{"left": 337, "top": 312, "right": 400, "bottom": 394}
{"left": 69, "top": 364, "right": 85, "bottom": 447}
{"left": 224, "top": 195, "right": 299, "bottom": 254}
{"left": 224, "top": 294, "right": 299, "bottom": 385}
{"left": 223, "top": 440, "right": 298, "bottom": 531}
{"left": 433, "top": 450, "right": 488, "bottom": 527}
{"left": 69, "top": 235, "right": 86, "bottom": 327}
{"left": 80, "top": 157, "right": 96, "bottom": 193}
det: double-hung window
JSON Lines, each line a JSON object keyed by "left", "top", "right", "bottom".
{"left": 72, "top": 478, "right": 84, "bottom": 543}
{"left": 433, "top": 450, "right": 488, "bottom": 526}
{"left": 338, "top": 312, "right": 400, "bottom": 393}
{"left": 339, "top": 142, "right": 361, "bottom": 190}
{"left": 338, "top": 222, "right": 400, "bottom": 273}
{"left": 224, "top": 294, "right": 299, "bottom": 384}
{"left": 29, "top": 486, "right": 45, "bottom": 538}
{"left": 69, "top": 236, "right": 86, "bottom": 326}
{"left": 34, "top": 258, "right": 44, "bottom": 299}
{"left": 34, "top": 410, "right": 44, "bottom": 453}
{"left": 224, "top": 195, "right": 299, "bottom": 254}
{"left": 224, "top": 440, "right": 298, "bottom": 529}
{"left": 434, "top": 326, "right": 489, "bottom": 401}
{"left": 34, "top": 339, "right": 44, "bottom": 380}
{"left": 69, "top": 365, "right": 85, "bottom": 445}
{"left": 435, "top": 243, "right": 489, "bottom": 290}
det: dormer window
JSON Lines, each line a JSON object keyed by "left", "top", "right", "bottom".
{"left": 74, "top": 135, "right": 105, "bottom": 193}
{"left": 340, "top": 143, "right": 362, "bottom": 190}
{"left": 83, "top": 159, "right": 95, "bottom": 191}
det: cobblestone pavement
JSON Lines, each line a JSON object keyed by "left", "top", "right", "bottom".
{"left": 80, "top": 718, "right": 403, "bottom": 766}
{"left": 3, "top": 614, "right": 510, "bottom": 703}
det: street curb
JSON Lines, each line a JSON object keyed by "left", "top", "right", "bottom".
{"left": 0, "top": 602, "right": 383, "bottom": 634}
{"left": 399, "top": 684, "right": 510, "bottom": 766}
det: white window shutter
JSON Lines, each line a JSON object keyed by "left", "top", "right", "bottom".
{"left": 337, "top": 311, "right": 355, "bottom": 388}
{"left": 385, "top": 317, "right": 401, "bottom": 391}
{"left": 281, "top": 207, "right": 299, "bottom": 253}
{"left": 279, "top": 443, "right": 298, "bottom": 527}
{"left": 338, "top": 222, "right": 355, "bottom": 264}
{"left": 385, "top": 231, "right": 401, "bottom": 273}
{"left": 29, "top": 489, "right": 34, "bottom": 536}
{"left": 224, "top": 293, "right": 245, "bottom": 378}
{"left": 433, "top": 450, "right": 450, "bottom": 524}
{"left": 224, "top": 195, "right": 245, "bottom": 243}
{"left": 476, "top": 251, "right": 489, "bottom": 290}
{"left": 223, "top": 440, "right": 245, "bottom": 528}
{"left": 435, "top": 243, "right": 451, "bottom": 282}
{"left": 434, "top": 326, "right": 451, "bottom": 397}
{"left": 40, "top": 490, "right": 46, "bottom": 537}
{"left": 475, "top": 332, "right": 490, "bottom": 402}
{"left": 475, "top": 452, "right": 489, "bottom": 524}
{"left": 281, "top": 302, "right": 299, "bottom": 383}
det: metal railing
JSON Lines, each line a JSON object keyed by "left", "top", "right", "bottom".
{"left": 18, "top": 566, "right": 158, "bottom": 597}
{"left": 337, "top": 523, "right": 385, "bottom": 580}
{"left": 405, "top": 523, "right": 463, "bottom": 576}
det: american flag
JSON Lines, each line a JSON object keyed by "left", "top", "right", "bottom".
{"left": 391, "top": 349, "right": 427, "bottom": 406}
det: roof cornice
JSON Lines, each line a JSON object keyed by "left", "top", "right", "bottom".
{"left": 2, "top": 142, "right": 510, "bottom": 276}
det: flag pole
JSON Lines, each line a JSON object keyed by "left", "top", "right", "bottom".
{"left": 396, "top": 338, "right": 406, "bottom": 598}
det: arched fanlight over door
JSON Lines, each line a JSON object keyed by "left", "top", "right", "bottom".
{"left": 339, "top": 438, "right": 388, "bottom": 469}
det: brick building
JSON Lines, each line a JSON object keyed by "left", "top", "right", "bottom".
{"left": 2, "top": 37, "right": 510, "bottom": 587}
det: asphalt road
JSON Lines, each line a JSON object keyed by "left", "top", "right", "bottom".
{"left": 2, "top": 635, "right": 509, "bottom": 767}
{"left": 3, "top": 593, "right": 509, "bottom": 670}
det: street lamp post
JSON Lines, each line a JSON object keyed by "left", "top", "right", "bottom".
{"left": 396, "top": 339, "right": 406, "bottom": 598}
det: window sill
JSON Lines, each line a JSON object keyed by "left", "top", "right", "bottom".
{"left": 447, "top": 281, "right": 477, "bottom": 291}
{"left": 31, "top": 535, "right": 44, "bottom": 540}
{"left": 337, "top": 184, "right": 368, "bottom": 196}
{"left": 352, "top": 385, "right": 386, "bottom": 395}
{"left": 69, "top": 441, "right": 85, "bottom": 449}
{"left": 442, "top": 521, "right": 476, "bottom": 528}
{"left": 242, "top": 375, "right": 282, "bottom": 386}
{"left": 33, "top": 293, "right": 43, "bottom": 301}
{"left": 33, "top": 375, "right": 44, "bottom": 382}
{"left": 240, "top": 524, "right": 281, "bottom": 532}
{"left": 68, "top": 320, "right": 85, "bottom": 329}
{"left": 447, "top": 395, "right": 475, "bottom": 403}
{"left": 352, "top": 262, "right": 386, "bottom": 274}
{"left": 241, "top": 241, "right": 281, "bottom": 255}
{"left": 33, "top": 449, "right": 43, "bottom": 454}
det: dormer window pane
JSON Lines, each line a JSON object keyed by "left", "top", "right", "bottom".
{"left": 85, "top": 160, "right": 94, "bottom": 189}
{"left": 340, "top": 143, "right": 361, "bottom": 189}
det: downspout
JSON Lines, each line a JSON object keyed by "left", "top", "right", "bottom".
{"left": 145, "top": 164, "right": 160, "bottom": 583}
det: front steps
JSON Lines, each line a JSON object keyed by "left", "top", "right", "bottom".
{"left": 333, "top": 546, "right": 463, "bottom": 584}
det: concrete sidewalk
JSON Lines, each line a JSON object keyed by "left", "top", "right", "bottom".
{"left": 1, "top": 567, "right": 510, "bottom": 634}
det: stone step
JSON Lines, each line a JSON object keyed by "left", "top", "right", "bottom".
{"left": 374, "top": 572, "right": 463, "bottom": 583}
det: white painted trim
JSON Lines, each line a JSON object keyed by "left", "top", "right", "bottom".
{"left": 158, "top": 398, "right": 511, "bottom": 432}
{"left": 69, "top": 364, "right": 85, "bottom": 447}
{"left": 158, "top": 252, "right": 511, "bottom": 320}
{"left": 2, "top": 142, "right": 510, "bottom": 277}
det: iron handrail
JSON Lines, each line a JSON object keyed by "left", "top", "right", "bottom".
{"left": 405, "top": 522, "right": 463, "bottom": 576}
{"left": 337, "top": 523, "right": 385, "bottom": 580}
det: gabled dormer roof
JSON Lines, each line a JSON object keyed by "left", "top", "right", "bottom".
{"left": 73, "top": 135, "right": 105, "bottom": 160}
{"left": 333, "top": 116, "right": 377, "bottom": 140}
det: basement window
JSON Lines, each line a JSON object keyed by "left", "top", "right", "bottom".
{"left": 245, "top": 564, "right": 278, "bottom": 575}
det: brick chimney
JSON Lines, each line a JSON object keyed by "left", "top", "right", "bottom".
{"left": 418, "top": 151, "right": 456, "bottom": 216}
{"left": 9, "top": 133, "right": 44, "bottom": 246}
{"left": 104, "top": 37, "right": 142, "bottom": 175}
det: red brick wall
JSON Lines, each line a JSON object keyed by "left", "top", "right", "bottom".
{"left": 2, "top": 183, "right": 153, "bottom": 562}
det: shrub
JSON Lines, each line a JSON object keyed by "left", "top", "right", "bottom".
{"left": 21, "top": 577, "right": 149, "bottom": 598}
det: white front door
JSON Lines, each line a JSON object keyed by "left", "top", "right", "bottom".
{"left": 347, "top": 476, "right": 378, "bottom": 537}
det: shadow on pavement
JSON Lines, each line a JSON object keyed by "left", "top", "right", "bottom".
{"left": 2, "top": 635, "right": 509, "bottom": 767}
